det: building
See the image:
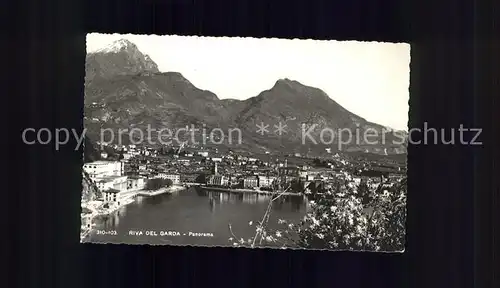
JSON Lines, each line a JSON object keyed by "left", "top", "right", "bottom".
{"left": 138, "top": 170, "right": 150, "bottom": 178}
{"left": 306, "top": 168, "right": 332, "bottom": 181}
{"left": 81, "top": 214, "right": 92, "bottom": 229}
{"left": 227, "top": 176, "right": 240, "bottom": 187}
{"left": 127, "top": 177, "right": 146, "bottom": 190}
{"left": 163, "top": 174, "right": 180, "bottom": 184}
{"left": 299, "top": 170, "right": 308, "bottom": 179}
{"left": 307, "top": 173, "right": 326, "bottom": 181}
{"left": 359, "top": 169, "right": 389, "bottom": 178}
{"left": 278, "top": 166, "right": 300, "bottom": 177}
{"left": 96, "top": 178, "right": 114, "bottom": 191}
{"left": 197, "top": 151, "right": 209, "bottom": 157}
{"left": 389, "top": 174, "right": 404, "bottom": 180}
{"left": 278, "top": 166, "right": 300, "bottom": 183}
{"left": 180, "top": 174, "right": 198, "bottom": 183}
{"left": 83, "top": 161, "right": 124, "bottom": 180}
{"left": 102, "top": 188, "right": 121, "bottom": 203}
{"left": 212, "top": 162, "right": 218, "bottom": 175}
{"left": 258, "top": 176, "right": 276, "bottom": 188}
{"left": 177, "top": 159, "right": 190, "bottom": 165}
{"left": 243, "top": 176, "right": 259, "bottom": 188}
{"left": 95, "top": 175, "right": 128, "bottom": 192}
{"left": 207, "top": 175, "right": 228, "bottom": 186}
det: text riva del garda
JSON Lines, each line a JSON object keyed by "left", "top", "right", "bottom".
{"left": 128, "top": 230, "right": 214, "bottom": 237}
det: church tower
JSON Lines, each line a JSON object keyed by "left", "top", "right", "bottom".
{"left": 212, "top": 161, "right": 218, "bottom": 175}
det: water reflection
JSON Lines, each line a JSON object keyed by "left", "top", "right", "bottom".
{"left": 91, "top": 187, "right": 308, "bottom": 247}
{"left": 145, "top": 194, "right": 172, "bottom": 205}
{"left": 209, "top": 197, "right": 215, "bottom": 212}
{"left": 136, "top": 195, "right": 145, "bottom": 206}
{"left": 199, "top": 189, "right": 306, "bottom": 214}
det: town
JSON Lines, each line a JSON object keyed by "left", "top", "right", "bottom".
{"left": 80, "top": 141, "right": 407, "bottom": 242}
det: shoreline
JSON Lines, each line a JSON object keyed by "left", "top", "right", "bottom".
{"left": 136, "top": 184, "right": 185, "bottom": 197}
{"left": 80, "top": 197, "right": 135, "bottom": 241}
{"left": 201, "top": 186, "right": 301, "bottom": 196}
{"left": 80, "top": 185, "right": 186, "bottom": 241}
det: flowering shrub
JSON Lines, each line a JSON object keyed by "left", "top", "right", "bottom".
{"left": 228, "top": 176, "right": 407, "bottom": 251}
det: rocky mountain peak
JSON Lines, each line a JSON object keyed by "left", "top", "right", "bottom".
{"left": 273, "top": 78, "right": 301, "bottom": 88}
{"left": 96, "top": 39, "right": 138, "bottom": 54}
{"left": 86, "top": 39, "right": 159, "bottom": 81}
{"left": 266, "top": 78, "right": 324, "bottom": 102}
{"left": 84, "top": 41, "right": 407, "bottom": 156}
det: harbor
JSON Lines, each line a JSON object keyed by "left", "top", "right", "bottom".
{"left": 87, "top": 186, "right": 307, "bottom": 246}
{"left": 81, "top": 185, "right": 186, "bottom": 241}
{"left": 136, "top": 185, "right": 185, "bottom": 197}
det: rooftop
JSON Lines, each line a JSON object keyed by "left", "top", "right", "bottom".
{"left": 127, "top": 175, "right": 144, "bottom": 179}
{"left": 279, "top": 166, "right": 299, "bottom": 170}
{"left": 95, "top": 175, "right": 127, "bottom": 182}
{"left": 84, "top": 160, "right": 120, "bottom": 165}
{"left": 104, "top": 188, "right": 120, "bottom": 194}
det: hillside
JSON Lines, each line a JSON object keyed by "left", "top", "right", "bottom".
{"left": 84, "top": 39, "right": 407, "bottom": 155}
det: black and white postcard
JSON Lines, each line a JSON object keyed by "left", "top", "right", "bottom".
{"left": 81, "top": 33, "right": 410, "bottom": 251}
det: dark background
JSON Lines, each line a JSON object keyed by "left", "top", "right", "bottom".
{"left": 7, "top": 0, "right": 498, "bottom": 287}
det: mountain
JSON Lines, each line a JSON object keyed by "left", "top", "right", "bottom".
{"left": 83, "top": 135, "right": 101, "bottom": 163}
{"left": 84, "top": 39, "right": 231, "bottom": 144}
{"left": 85, "top": 39, "right": 159, "bottom": 81}
{"left": 84, "top": 39, "right": 407, "bottom": 155}
{"left": 223, "top": 78, "right": 407, "bottom": 155}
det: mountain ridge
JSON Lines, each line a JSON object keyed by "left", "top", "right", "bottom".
{"left": 84, "top": 39, "right": 407, "bottom": 155}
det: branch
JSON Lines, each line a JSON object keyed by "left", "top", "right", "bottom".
{"left": 228, "top": 223, "right": 238, "bottom": 239}
{"left": 262, "top": 227, "right": 300, "bottom": 247}
{"left": 251, "top": 184, "right": 292, "bottom": 247}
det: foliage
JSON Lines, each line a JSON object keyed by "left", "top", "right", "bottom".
{"left": 195, "top": 173, "right": 207, "bottom": 184}
{"left": 145, "top": 178, "right": 173, "bottom": 190}
{"left": 228, "top": 175, "right": 407, "bottom": 251}
{"left": 83, "top": 136, "right": 101, "bottom": 163}
{"left": 81, "top": 207, "right": 92, "bottom": 214}
{"left": 312, "top": 158, "right": 329, "bottom": 167}
{"left": 81, "top": 171, "right": 102, "bottom": 201}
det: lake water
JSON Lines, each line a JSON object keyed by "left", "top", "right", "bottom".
{"left": 88, "top": 187, "right": 308, "bottom": 247}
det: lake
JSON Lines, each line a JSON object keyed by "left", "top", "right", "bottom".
{"left": 88, "top": 187, "right": 308, "bottom": 247}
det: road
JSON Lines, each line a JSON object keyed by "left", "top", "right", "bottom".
{"left": 119, "top": 189, "right": 143, "bottom": 199}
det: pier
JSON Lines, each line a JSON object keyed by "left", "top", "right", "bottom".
{"left": 136, "top": 185, "right": 186, "bottom": 197}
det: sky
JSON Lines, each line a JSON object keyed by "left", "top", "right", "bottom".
{"left": 86, "top": 33, "right": 410, "bottom": 131}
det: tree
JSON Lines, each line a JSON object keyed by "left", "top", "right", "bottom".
{"left": 195, "top": 173, "right": 207, "bottom": 184}
{"left": 358, "top": 180, "right": 371, "bottom": 205}
{"left": 145, "top": 178, "right": 173, "bottom": 190}
{"left": 228, "top": 176, "right": 407, "bottom": 252}
{"left": 83, "top": 137, "right": 101, "bottom": 163}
